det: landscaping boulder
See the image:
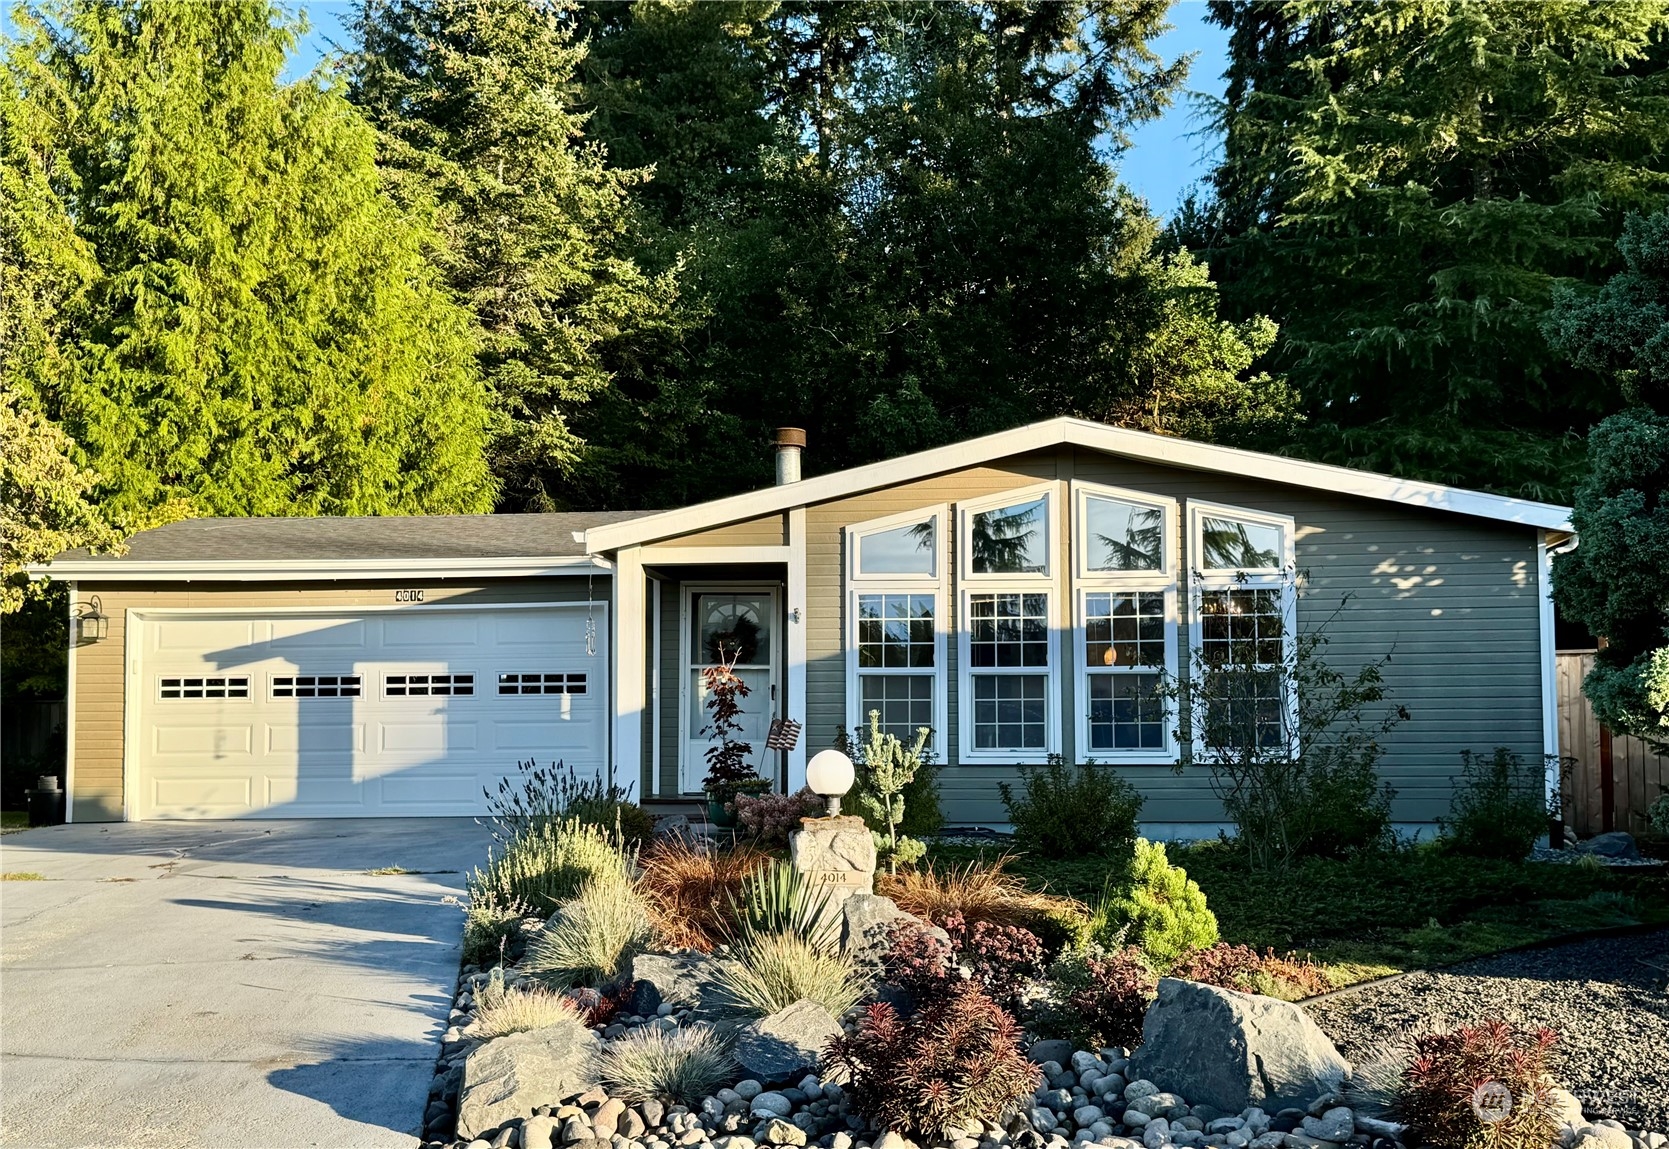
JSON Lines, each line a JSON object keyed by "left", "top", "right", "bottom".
{"left": 626, "top": 951, "right": 728, "bottom": 1018}
{"left": 1129, "top": 979, "right": 1349, "bottom": 1113}
{"left": 1577, "top": 832, "right": 1641, "bottom": 860}
{"left": 732, "top": 1000, "right": 843, "bottom": 1084}
{"left": 839, "top": 894, "right": 912, "bottom": 959}
{"left": 1027, "top": 1039, "right": 1074, "bottom": 1067}
{"left": 456, "top": 1022, "right": 600, "bottom": 1140}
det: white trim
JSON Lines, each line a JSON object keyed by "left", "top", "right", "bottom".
{"left": 847, "top": 504, "right": 946, "bottom": 583}
{"left": 1186, "top": 500, "right": 1300, "bottom": 761}
{"left": 1071, "top": 482, "right": 1181, "bottom": 764}
{"left": 30, "top": 555, "right": 608, "bottom": 582}
{"left": 613, "top": 547, "right": 645, "bottom": 798}
{"left": 1539, "top": 530, "right": 1570, "bottom": 817}
{"left": 787, "top": 508, "right": 809, "bottom": 793}
{"left": 641, "top": 546, "right": 791, "bottom": 565}
{"left": 958, "top": 482, "right": 1059, "bottom": 582}
{"left": 650, "top": 575, "right": 663, "bottom": 798}
{"left": 115, "top": 600, "right": 595, "bottom": 618}
{"left": 64, "top": 580, "right": 77, "bottom": 823}
{"left": 958, "top": 584, "right": 1062, "bottom": 763}
{"left": 122, "top": 608, "right": 139, "bottom": 821}
{"left": 677, "top": 582, "right": 783, "bottom": 795}
{"left": 582, "top": 417, "right": 1573, "bottom": 552}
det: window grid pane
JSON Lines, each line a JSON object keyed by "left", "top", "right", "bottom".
{"left": 1084, "top": 591, "right": 1166, "bottom": 668}
{"left": 1198, "top": 588, "right": 1285, "bottom": 667}
{"left": 857, "top": 594, "right": 935, "bottom": 669}
{"left": 273, "top": 674, "right": 361, "bottom": 699}
{"left": 497, "top": 673, "right": 587, "bottom": 696}
{"left": 1087, "top": 672, "right": 1165, "bottom": 750}
{"left": 968, "top": 593, "right": 1048, "bottom": 668}
{"left": 1202, "top": 668, "right": 1288, "bottom": 751}
{"left": 859, "top": 674, "right": 933, "bottom": 745}
{"left": 385, "top": 673, "right": 475, "bottom": 697}
{"left": 159, "top": 675, "right": 249, "bottom": 700}
{"left": 971, "top": 674, "right": 1047, "bottom": 750}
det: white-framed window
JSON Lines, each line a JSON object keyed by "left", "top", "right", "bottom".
{"left": 159, "top": 675, "right": 249, "bottom": 700}
{"left": 845, "top": 506, "right": 948, "bottom": 754}
{"left": 498, "top": 672, "right": 587, "bottom": 696}
{"left": 272, "top": 674, "right": 361, "bottom": 699}
{"left": 1186, "top": 500, "right": 1298, "bottom": 759}
{"left": 957, "top": 485, "right": 1060, "bottom": 759}
{"left": 384, "top": 672, "right": 475, "bottom": 697}
{"left": 1072, "top": 482, "right": 1179, "bottom": 762}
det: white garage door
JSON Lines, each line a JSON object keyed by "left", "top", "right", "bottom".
{"left": 131, "top": 605, "right": 609, "bottom": 819}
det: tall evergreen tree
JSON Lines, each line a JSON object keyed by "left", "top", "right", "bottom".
{"left": 1192, "top": 0, "right": 1669, "bottom": 501}
{"left": 347, "top": 0, "right": 679, "bottom": 510}
{"left": 2, "top": 0, "right": 495, "bottom": 523}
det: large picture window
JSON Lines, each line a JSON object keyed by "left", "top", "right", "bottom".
{"left": 1072, "top": 483, "right": 1178, "bottom": 762}
{"left": 1187, "top": 501, "right": 1297, "bottom": 759}
{"left": 845, "top": 507, "right": 947, "bottom": 753}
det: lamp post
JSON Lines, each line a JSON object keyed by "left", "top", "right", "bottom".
{"left": 805, "top": 748, "right": 855, "bottom": 817}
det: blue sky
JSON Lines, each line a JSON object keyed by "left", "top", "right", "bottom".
{"left": 285, "top": 0, "right": 1228, "bottom": 217}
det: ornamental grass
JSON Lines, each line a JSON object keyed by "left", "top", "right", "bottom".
{"left": 635, "top": 838, "right": 768, "bottom": 952}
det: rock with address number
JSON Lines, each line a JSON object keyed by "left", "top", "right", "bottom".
{"left": 788, "top": 815, "right": 876, "bottom": 909}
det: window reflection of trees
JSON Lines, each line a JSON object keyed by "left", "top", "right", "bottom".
{"left": 1200, "top": 517, "right": 1279, "bottom": 569}
{"left": 1094, "top": 505, "right": 1163, "bottom": 570}
{"left": 972, "top": 500, "right": 1043, "bottom": 573}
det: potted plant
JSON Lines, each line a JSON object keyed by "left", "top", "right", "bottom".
{"left": 700, "top": 643, "right": 768, "bottom": 826}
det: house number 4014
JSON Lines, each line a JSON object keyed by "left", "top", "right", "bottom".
{"left": 394, "top": 589, "right": 425, "bottom": 603}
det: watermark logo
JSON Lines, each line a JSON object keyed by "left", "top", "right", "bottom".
{"left": 1472, "top": 1082, "right": 1513, "bottom": 1123}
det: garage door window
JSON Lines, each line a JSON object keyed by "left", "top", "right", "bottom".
{"left": 159, "top": 675, "right": 250, "bottom": 700}
{"left": 272, "top": 674, "right": 362, "bottom": 698}
{"left": 384, "top": 673, "right": 475, "bottom": 697}
{"left": 498, "top": 673, "right": 587, "bottom": 695}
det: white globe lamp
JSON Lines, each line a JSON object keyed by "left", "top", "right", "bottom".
{"left": 805, "top": 748, "right": 855, "bottom": 817}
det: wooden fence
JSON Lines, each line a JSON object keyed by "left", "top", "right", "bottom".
{"left": 1558, "top": 650, "right": 1669, "bottom": 836}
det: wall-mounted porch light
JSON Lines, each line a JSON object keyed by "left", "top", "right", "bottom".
{"left": 70, "top": 595, "right": 108, "bottom": 645}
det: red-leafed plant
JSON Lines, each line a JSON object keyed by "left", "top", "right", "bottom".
{"left": 1399, "top": 1020, "right": 1560, "bottom": 1149}
{"left": 941, "top": 912, "right": 1045, "bottom": 1012}
{"left": 734, "top": 787, "right": 826, "bottom": 847}
{"left": 882, "top": 920, "right": 960, "bottom": 1006}
{"left": 824, "top": 983, "right": 1041, "bottom": 1139}
{"left": 1031, "top": 946, "right": 1157, "bottom": 1051}
{"left": 1171, "top": 942, "right": 1330, "bottom": 1000}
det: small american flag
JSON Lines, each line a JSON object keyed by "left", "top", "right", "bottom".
{"left": 765, "top": 718, "right": 802, "bottom": 751}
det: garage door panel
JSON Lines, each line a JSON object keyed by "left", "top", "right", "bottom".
{"left": 135, "top": 605, "right": 608, "bottom": 820}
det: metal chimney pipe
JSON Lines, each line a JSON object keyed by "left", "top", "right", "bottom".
{"left": 774, "top": 427, "right": 806, "bottom": 485}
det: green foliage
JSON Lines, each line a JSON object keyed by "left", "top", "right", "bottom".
{"left": 850, "top": 713, "right": 932, "bottom": 872}
{"left": 524, "top": 863, "right": 654, "bottom": 990}
{"left": 1167, "top": 590, "right": 1404, "bottom": 869}
{"left": 346, "top": 0, "right": 677, "bottom": 510}
{"left": 1192, "top": 0, "right": 1669, "bottom": 501}
{"left": 826, "top": 985, "right": 1040, "bottom": 1141}
{"left": 998, "top": 757, "right": 1144, "bottom": 861}
{"left": 1439, "top": 749, "right": 1553, "bottom": 860}
{"left": 713, "top": 930, "right": 867, "bottom": 1020}
{"left": 1649, "top": 794, "right": 1669, "bottom": 836}
{"left": 1032, "top": 947, "right": 1157, "bottom": 1051}
{"left": 1096, "top": 839, "right": 1219, "bottom": 970}
{"left": 599, "top": 1025, "right": 737, "bottom": 1107}
{"left": 467, "top": 818, "right": 624, "bottom": 918}
{"left": 486, "top": 760, "right": 653, "bottom": 845}
{"left": 729, "top": 858, "right": 839, "bottom": 953}
{"left": 4, "top": 0, "right": 495, "bottom": 525}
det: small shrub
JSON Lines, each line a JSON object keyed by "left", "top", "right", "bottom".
{"left": 825, "top": 983, "right": 1040, "bottom": 1139}
{"left": 715, "top": 930, "right": 868, "bottom": 1018}
{"left": 1030, "top": 946, "right": 1156, "bottom": 1051}
{"left": 734, "top": 787, "right": 826, "bottom": 848}
{"left": 461, "top": 888, "right": 525, "bottom": 967}
{"left": 878, "top": 855, "right": 1090, "bottom": 959}
{"left": 473, "top": 981, "right": 583, "bottom": 1039}
{"left": 637, "top": 838, "right": 768, "bottom": 952}
{"left": 600, "top": 1025, "right": 737, "bottom": 1106}
{"left": 525, "top": 865, "right": 654, "bottom": 989}
{"left": 881, "top": 920, "right": 960, "bottom": 1006}
{"left": 1440, "top": 748, "right": 1550, "bottom": 859}
{"left": 467, "top": 819, "right": 623, "bottom": 917}
{"left": 852, "top": 713, "right": 932, "bottom": 872}
{"left": 1097, "top": 839, "right": 1218, "bottom": 969}
{"left": 941, "top": 912, "right": 1045, "bottom": 1013}
{"left": 1170, "top": 942, "right": 1330, "bottom": 1000}
{"left": 731, "top": 858, "right": 839, "bottom": 952}
{"left": 487, "top": 759, "right": 654, "bottom": 844}
{"left": 839, "top": 721, "right": 945, "bottom": 841}
{"left": 1649, "top": 793, "right": 1669, "bottom": 836}
{"left": 1398, "top": 1020, "right": 1560, "bottom": 1149}
{"left": 998, "top": 757, "right": 1143, "bottom": 860}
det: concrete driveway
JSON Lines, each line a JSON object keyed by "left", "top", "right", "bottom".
{"left": 0, "top": 819, "right": 493, "bottom": 1149}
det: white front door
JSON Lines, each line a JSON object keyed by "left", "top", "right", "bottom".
{"left": 680, "top": 588, "right": 780, "bottom": 794}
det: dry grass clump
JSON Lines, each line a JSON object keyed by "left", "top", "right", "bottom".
{"left": 473, "top": 980, "right": 585, "bottom": 1039}
{"left": 715, "top": 930, "right": 868, "bottom": 1018}
{"left": 636, "top": 839, "right": 768, "bottom": 952}
{"left": 599, "top": 1025, "right": 737, "bottom": 1105}
{"left": 525, "top": 864, "right": 654, "bottom": 989}
{"left": 878, "top": 855, "right": 1090, "bottom": 952}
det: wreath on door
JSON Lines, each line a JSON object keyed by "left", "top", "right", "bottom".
{"left": 704, "top": 612, "right": 762, "bottom": 666}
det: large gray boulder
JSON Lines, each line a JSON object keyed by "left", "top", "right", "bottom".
{"left": 456, "top": 1021, "right": 600, "bottom": 1140}
{"left": 839, "top": 894, "right": 914, "bottom": 960}
{"left": 626, "top": 951, "right": 729, "bottom": 1019}
{"left": 732, "top": 1000, "right": 843, "bottom": 1085}
{"left": 1129, "top": 979, "right": 1348, "bottom": 1112}
{"left": 1577, "top": 832, "right": 1641, "bottom": 860}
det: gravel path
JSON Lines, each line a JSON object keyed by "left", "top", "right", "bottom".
{"left": 1304, "top": 928, "right": 1669, "bottom": 1131}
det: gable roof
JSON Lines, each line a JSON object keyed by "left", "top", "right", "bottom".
{"left": 583, "top": 417, "right": 1573, "bottom": 552}
{"left": 35, "top": 511, "right": 646, "bottom": 582}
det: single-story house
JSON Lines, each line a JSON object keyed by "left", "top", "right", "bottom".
{"left": 32, "top": 417, "right": 1574, "bottom": 834}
